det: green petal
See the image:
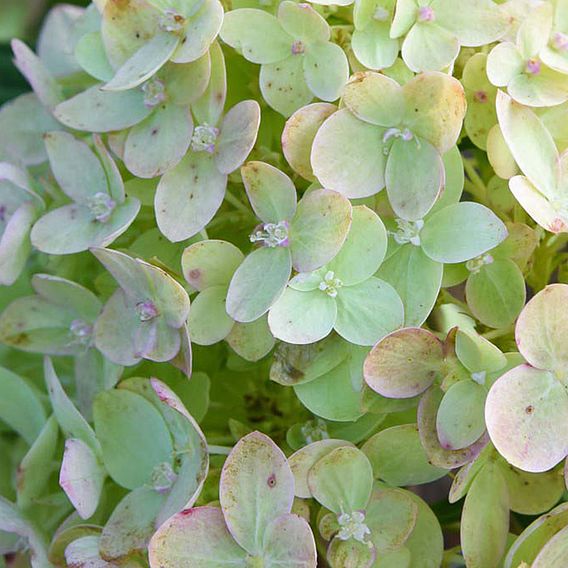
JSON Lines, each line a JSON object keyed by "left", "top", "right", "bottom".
{"left": 289, "top": 439, "right": 354, "bottom": 498}
{"left": 282, "top": 102, "right": 336, "bottom": 181}
{"left": 53, "top": 85, "right": 152, "bottom": 132}
{"left": 226, "top": 246, "right": 292, "bottom": 322}
{"left": 307, "top": 446, "right": 373, "bottom": 513}
{"left": 311, "top": 108, "right": 386, "bottom": 198}
{"left": 290, "top": 188, "right": 352, "bottom": 272}
{"left": 155, "top": 151, "right": 228, "bottom": 242}
{"left": 94, "top": 388, "right": 173, "bottom": 489}
{"left": 188, "top": 285, "right": 234, "bottom": 345}
{"left": 466, "top": 258, "right": 526, "bottom": 328}
{"left": 436, "top": 380, "right": 486, "bottom": 451}
{"left": 220, "top": 9, "right": 292, "bottom": 64}
{"left": 294, "top": 359, "right": 365, "bottom": 422}
{"left": 277, "top": 1, "right": 330, "bottom": 43}
{"left": 421, "top": 202, "right": 508, "bottom": 264}
{"left": 192, "top": 41, "right": 226, "bottom": 125}
{"left": 335, "top": 278, "right": 404, "bottom": 346}
{"left": 100, "top": 487, "right": 165, "bottom": 559}
{"left": 124, "top": 102, "right": 193, "bottom": 178}
{"left": 75, "top": 32, "right": 114, "bottom": 81}
{"left": 149, "top": 506, "right": 246, "bottom": 567}
{"left": 402, "top": 72, "right": 467, "bottom": 153}
{"left": 362, "top": 424, "right": 447, "bottom": 486}
{"left": 377, "top": 243, "right": 443, "bottom": 327}
{"left": 327, "top": 205, "right": 388, "bottom": 285}
{"left": 533, "top": 525, "right": 568, "bottom": 568}
{"left": 171, "top": 0, "right": 224, "bottom": 63}
{"left": 365, "top": 488, "right": 418, "bottom": 552}
{"left": 242, "top": 161, "right": 297, "bottom": 224}
{"left": 268, "top": 287, "right": 337, "bottom": 344}
{"left": 364, "top": 327, "right": 443, "bottom": 398}
{"left": 516, "top": 1, "right": 553, "bottom": 58}
{"left": 515, "top": 283, "right": 568, "bottom": 372}
{"left": 385, "top": 137, "right": 444, "bottom": 221}
{"left": 226, "top": 317, "right": 275, "bottom": 362}
{"left": 44, "top": 131, "right": 107, "bottom": 203}
{"left": 262, "top": 514, "right": 317, "bottom": 567}
{"left": 508, "top": 67, "right": 568, "bottom": 107}
{"left": 342, "top": 71, "right": 404, "bottom": 127}
{"left": 220, "top": 431, "right": 294, "bottom": 555}
{"left": 303, "top": 42, "right": 349, "bottom": 102}
{"left": 260, "top": 56, "right": 314, "bottom": 117}
{"left": 486, "top": 42, "right": 524, "bottom": 87}
{"left": 390, "top": 0, "right": 416, "bottom": 38}
{"left": 460, "top": 462, "right": 510, "bottom": 568}
{"left": 327, "top": 538, "right": 376, "bottom": 568}
{"left": 215, "top": 100, "right": 260, "bottom": 174}
{"left": 182, "top": 239, "right": 244, "bottom": 290}
{"left": 161, "top": 54, "right": 211, "bottom": 105}
{"left": 352, "top": 21, "right": 399, "bottom": 71}
{"left": 485, "top": 365, "right": 568, "bottom": 472}
{"left": 30, "top": 199, "right": 140, "bottom": 255}
{"left": 401, "top": 22, "right": 460, "bottom": 72}
{"left": 103, "top": 32, "right": 179, "bottom": 91}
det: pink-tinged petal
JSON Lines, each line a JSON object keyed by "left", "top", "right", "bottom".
{"left": 149, "top": 506, "right": 246, "bottom": 567}
{"left": 220, "top": 431, "right": 294, "bottom": 555}
{"left": 215, "top": 101, "right": 260, "bottom": 174}
{"left": 262, "top": 514, "right": 317, "bottom": 568}
{"left": 486, "top": 364, "right": 568, "bottom": 472}
{"left": 364, "top": 327, "right": 444, "bottom": 398}
{"left": 418, "top": 386, "right": 490, "bottom": 469}
{"left": 515, "top": 284, "right": 568, "bottom": 372}
{"left": 59, "top": 438, "right": 105, "bottom": 520}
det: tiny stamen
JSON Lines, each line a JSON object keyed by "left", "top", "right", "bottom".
{"left": 337, "top": 510, "right": 371, "bottom": 543}
{"left": 136, "top": 300, "right": 160, "bottom": 322}
{"left": 87, "top": 192, "right": 116, "bottom": 223}
{"left": 142, "top": 79, "right": 167, "bottom": 108}
{"left": 465, "top": 253, "right": 494, "bottom": 274}
{"left": 318, "top": 270, "right": 343, "bottom": 298}
{"left": 151, "top": 462, "right": 177, "bottom": 493}
{"left": 69, "top": 319, "right": 94, "bottom": 346}
{"left": 249, "top": 221, "right": 289, "bottom": 248}
{"left": 191, "top": 124, "right": 220, "bottom": 153}
{"left": 526, "top": 58, "right": 541, "bottom": 75}
{"left": 159, "top": 9, "right": 186, "bottom": 32}
{"left": 417, "top": 6, "right": 435, "bottom": 22}
{"left": 291, "top": 40, "right": 305, "bottom": 55}
{"left": 552, "top": 31, "right": 568, "bottom": 52}
{"left": 391, "top": 218, "right": 424, "bottom": 246}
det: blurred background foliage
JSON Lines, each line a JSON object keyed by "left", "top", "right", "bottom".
{"left": 0, "top": 0, "right": 88, "bottom": 104}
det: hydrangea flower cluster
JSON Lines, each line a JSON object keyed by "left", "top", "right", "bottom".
{"left": 2, "top": 0, "right": 568, "bottom": 566}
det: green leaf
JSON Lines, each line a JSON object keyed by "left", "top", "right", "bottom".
{"left": 93, "top": 389, "right": 173, "bottom": 489}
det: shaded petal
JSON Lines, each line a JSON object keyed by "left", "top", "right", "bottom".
{"left": 303, "top": 42, "right": 349, "bottom": 102}
{"left": 262, "top": 514, "right": 317, "bottom": 568}
{"left": 188, "top": 285, "right": 234, "bottom": 345}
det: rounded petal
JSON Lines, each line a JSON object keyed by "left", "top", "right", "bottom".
{"left": 421, "top": 202, "right": 508, "bottom": 264}
{"left": 303, "top": 42, "right": 349, "bottom": 102}
{"left": 149, "top": 506, "right": 246, "bottom": 567}
{"left": 364, "top": 327, "right": 443, "bottom": 398}
{"left": 225, "top": 317, "right": 275, "bottom": 362}
{"left": 155, "top": 152, "right": 228, "bottom": 242}
{"left": 182, "top": 239, "right": 244, "bottom": 290}
{"left": 220, "top": 431, "right": 294, "bottom": 555}
{"left": 515, "top": 283, "right": 568, "bottom": 372}
{"left": 334, "top": 278, "right": 404, "bottom": 347}
{"left": 311, "top": 109, "right": 386, "bottom": 198}
{"left": 215, "top": 100, "right": 260, "bottom": 174}
{"left": 188, "top": 286, "right": 234, "bottom": 345}
{"left": 226, "top": 246, "right": 292, "bottom": 322}
{"left": 278, "top": 1, "right": 330, "bottom": 43}
{"left": 352, "top": 21, "right": 399, "bottom": 71}
{"left": 289, "top": 188, "right": 352, "bottom": 272}
{"left": 282, "top": 102, "right": 337, "bottom": 181}
{"left": 242, "top": 161, "right": 297, "bottom": 224}
{"left": 401, "top": 23, "right": 460, "bottom": 73}
{"left": 307, "top": 446, "right": 373, "bottom": 513}
{"left": 260, "top": 56, "right": 314, "bottom": 117}
{"left": 508, "top": 68, "right": 568, "bottom": 108}
{"left": 485, "top": 365, "right": 568, "bottom": 472}
{"left": 486, "top": 42, "right": 524, "bottom": 87}
{"left": 262, "top": 514, "right": 317, "bottom": 568}
{"left": 268, "top": 287, "right": 337, "bottom": 344}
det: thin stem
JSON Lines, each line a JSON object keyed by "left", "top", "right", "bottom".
{"left": 199, "top": 229, "right": 209, "bottom": 240}
{"left": 208, "top": 445, "right": 233, "bottom": 455}
{"left": 463, "top": 158, "right": 487, "bottom": 204}
{"left": 225, "top": 190, "right": 251, "bottom": 215}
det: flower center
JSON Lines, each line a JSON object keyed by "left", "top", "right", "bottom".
{"left": 373, "top": 6, "right": 390, "bottom": 21}
{"left": 417, "top": 6, "right": 435, "bottom": 22}
{"left": 337, "top": 511, "right": 371, "bottom": 543}
{"left": 291, "top": 40, "right": 305, "bottom": 55}
{"left": 87, "top": 192, "right": 116, "bottom": 223}
{"left": 136, "top": 300, "right": 160, "bottom": 322}
{"left": 69, "top": 319, "right": 93, "bottom": 346}
{"left": 159, "top": 9, "right": 186, "bottom": 32}
{"left": 526, "top": 58, "right": 541, "bottom": 75}
{"left": 471, "top": 371, "right": 487, "bottom": 385}
{"left": 391, "top": 218, "right": 424, "bottom": 246}
{"left": 466, "top": 253, "right": 494, "bottom": 273}
{"left": 191, "top": 124, "right": 219, "bottom": 153}
{"left": 151, "top": 462, "right": 177, "bottom": 493}
{"left": 318, "top": 271, "right": 343, "bottom": 298}
{"left": 552, "top": 31, "right": 568, "bottom": 52}
{"left": 142, "top": 79, "right": 167, "bottom": 108}
{"left": 383, "top": 127, "right": 414, "bottom": 144}
{"left": 301, "top": 418, "right": 330, "bottom": 444}
{"left": 250, "top": 221, "right": 289, "bottom": 248}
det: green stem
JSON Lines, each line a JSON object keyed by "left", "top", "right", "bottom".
{"left": 463, "top": 159, "right": 487, "bottom": 204}
{"left": 225, "top": 189, "right": 252, "bottom": 215}
{"left": 208, "top": 445, "right": 233, "bottom": 455}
